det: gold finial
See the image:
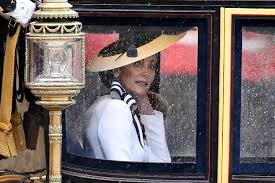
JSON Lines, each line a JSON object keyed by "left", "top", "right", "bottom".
{"left": 33, "top": 0, "right": 78, "bottom": 19}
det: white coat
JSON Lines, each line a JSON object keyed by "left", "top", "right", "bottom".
{"left": 86, "top": 95, "right": 171, "bottom": 163}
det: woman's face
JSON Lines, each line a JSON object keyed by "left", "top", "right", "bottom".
{"left": 118, "top": 55, "right": 157, "bottom": 98}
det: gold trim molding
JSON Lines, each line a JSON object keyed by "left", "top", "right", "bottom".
{"left": 33, "top": 1, "right": 78, "bottom": 19}
{"left": 218, "top": 7, "right": 275, "bottom": 183}
{"left": 29, "top": 22, "right": 82, "bottom": 34}
{"left": 49, "top": 136, "right": 62, "bottom": 144}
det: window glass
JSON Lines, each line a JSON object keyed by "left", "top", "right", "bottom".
{"left": 160, "top": 29, "right": 198, "bottom": 160}
{"left": 240, "top": 27, "right": 275, "bottom": 163}
{"left": 62, "top": 18, "right": 211, "bottom": 178}
{"left": 65, "top": 27, "right": 199, "bottom": 163}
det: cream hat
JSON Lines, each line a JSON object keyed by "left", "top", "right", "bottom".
{"left": 87, "top": 31, "right": 188, "bottom": 72}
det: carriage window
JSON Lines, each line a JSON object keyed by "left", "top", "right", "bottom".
{"left": 65, "top": 28, "right": 199, "bottom": 162}
{"left": 63, "top": 16, "right": 211, "bottom": 180}
{"left": 233, "top": 21, "right": 275, "bottom": 174}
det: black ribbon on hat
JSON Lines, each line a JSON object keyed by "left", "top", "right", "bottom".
{"left": 127, "top": 32, "right": 138, "bottom": 57}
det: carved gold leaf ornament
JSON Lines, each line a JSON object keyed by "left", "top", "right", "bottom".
{"left": 49, "top": 136, "right": 62, "bottom": 144}
{"left": 49, "top": 175, "right": 62, "bottom": 182}
{"left": 49, "top": 125, "right": 62, "bottom": 134}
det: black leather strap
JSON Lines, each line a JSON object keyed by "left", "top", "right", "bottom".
{"left": 8, "top": 17, "right": 18, "bottom": 36}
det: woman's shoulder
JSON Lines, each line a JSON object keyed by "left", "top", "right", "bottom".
{"left": 98, "top": 95, "right": 129, "bottom": 108}
{"left": 92, "top": 96, "right": 133, "bottom": 129}
{"left": 85, "top": 95, "right": 132, "bottom": 129}
{"left": 89, "top": 95, "right": 130, "bottom": 114}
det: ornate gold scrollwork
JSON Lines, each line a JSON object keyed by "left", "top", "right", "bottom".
{"left": 49, "top": 125, "right": 62, "bottom": 134}
{"left": 49, "top": 175, "right": 62, "bottom": 183}
{"left": 49, "top": 136, "right": 62, "bottom": 144}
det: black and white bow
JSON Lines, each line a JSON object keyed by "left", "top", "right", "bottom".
{"left": 110, "top": 80, "right": 147, "bottom": 147}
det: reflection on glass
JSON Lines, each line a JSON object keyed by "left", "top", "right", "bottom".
{"left": 28, "top": 39, "right": 83, "bottom": 83}
{"left": 160, "top": 29, "right": 198, "bottom": 161}
{"left": 65, "top": 27, "right": 198, "bottom": 163}
{"left": 240, "top": 27, "right": 275, "bottom": 163}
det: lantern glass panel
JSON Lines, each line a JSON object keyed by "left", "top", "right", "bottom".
{"left": 27, "top": 38, "right": 84, "bottom": 84}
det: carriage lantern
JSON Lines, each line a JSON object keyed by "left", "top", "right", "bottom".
{"left": 25, "top": 0, "right": 85, "bottom": 182}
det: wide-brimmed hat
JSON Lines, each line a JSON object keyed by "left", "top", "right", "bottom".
{"left": 86, "top": 30, "right": 188, "bottom": 72}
